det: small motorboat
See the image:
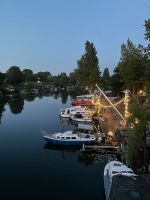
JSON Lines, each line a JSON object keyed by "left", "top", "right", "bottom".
{"left": 71, "top": 95, "right": 94, "bottom": 106}
{"left": 104, "top": 160, "right": 150, "bottom": 200}
{"left": 60, "top": 107, "right": 74, "bottom": 118}
{"left": 40, "top": 129, "right": 96, "bottom": 146}
{"left": 69, "top": 113, "right": 93, "bottom": 123}
{"left": 60, "top": 106, "right": 94, "bottom": 118}
{"left": 71, "top": 99, "right": 93, "bottom": 107}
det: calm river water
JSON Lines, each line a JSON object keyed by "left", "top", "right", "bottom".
{"left": 0, "top": 93, "right": 107, "bottom": 200}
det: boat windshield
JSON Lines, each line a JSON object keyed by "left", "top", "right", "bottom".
{"left": 127, "top": 171, "right": 134, "bottom": 174}
{"left": 114, "top": 163, "right": 121, "bottom": 167}
{"left": 75, "top": 114, "right": 83, "bottom": 118}
{"left": 112, "top": 171, "right": 119, "bottom": 174}
{"left": 72, "top": 129, "right": 77, "bottom": 134}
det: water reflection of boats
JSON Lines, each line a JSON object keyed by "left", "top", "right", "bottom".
{"left": 104, "top": 160, "right": 150, "bottom": 200}
{"left": 44, "top": 143, "right": 114, "bottom": 166}
{"left": 43, "top": 143, "right": 79, "bottom": 160}
{"left": 43, "top": 142, "right": 79, "bottom": 151}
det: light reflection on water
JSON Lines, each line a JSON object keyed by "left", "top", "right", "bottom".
{"left": 0, "top": 94, "right": 108, "bottom": 200}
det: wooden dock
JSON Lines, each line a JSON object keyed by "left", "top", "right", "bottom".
{"left": 80, "top": 144, "right": 119, "bottom": 153}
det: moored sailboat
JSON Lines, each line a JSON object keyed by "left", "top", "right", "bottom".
{"left": 40, "top": 129, "right": 96, "bottom": 146}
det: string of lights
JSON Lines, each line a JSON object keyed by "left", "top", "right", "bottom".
{"left": 92, "top": 97, "right": 125, "bottom": 108}
{"left": 124, "top": 90, "right": 130, "bottom": 120}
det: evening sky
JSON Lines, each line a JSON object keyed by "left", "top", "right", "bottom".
{"left": 0, "top": 0, "right": 149, "bottom": 75}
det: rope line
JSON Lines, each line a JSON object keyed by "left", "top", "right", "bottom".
{"left": 94, "top": 98, "right": 125, "bottom": 108}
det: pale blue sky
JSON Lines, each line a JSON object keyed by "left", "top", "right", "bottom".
{"left": 0, "top": 0, "right": 149, "bottom": 75}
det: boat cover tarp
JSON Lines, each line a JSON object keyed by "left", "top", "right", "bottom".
{"left": 78, "top": 124, "right": 93, "bottom": 131}
{"left": 110, "top": 174, "right": 150, "bottom": 200}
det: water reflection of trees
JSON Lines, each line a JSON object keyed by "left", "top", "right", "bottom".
{"left": 53, "top": 90, "right": 83, "bottom": 104}
{"left": 8, "top": 97, "right": 24, "bottom": 114}
{"left": 53, "top": 92, "right": 59, "bottom": 99}
{"left": 69, "top": 90, "right": 82, "bottom": 99}
{"left": 24, "top": 95, "right": 36, "bottom": 102}
{"left": 37, "top": 93, "right": 43, "bottom": 99}
{"left": 60, "top": 91, "right": 68, "bottom": 104}
{"left": 0, "top": 100, "right": 6, "bottom": 124}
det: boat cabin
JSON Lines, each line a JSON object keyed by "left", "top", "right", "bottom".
{"left": 56, "top": 135, "right": 77, "bottom": 140}
{"left": 77, "top": 124, "right": 94, "bottom": 134}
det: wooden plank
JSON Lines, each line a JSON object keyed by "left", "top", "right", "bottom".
{"left": 83, "top": 145, "right": 119, "bottom": 149}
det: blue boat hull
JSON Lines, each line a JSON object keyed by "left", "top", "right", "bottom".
{"left": 44, "top": 138, "right": 95, "bottom": 146}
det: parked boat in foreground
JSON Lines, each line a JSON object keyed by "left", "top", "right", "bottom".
{"left": 104, "top": 160, "right": 150, "bottom": 200}
{"left": 40, "top": 129, "right": 96, "bottom": 146}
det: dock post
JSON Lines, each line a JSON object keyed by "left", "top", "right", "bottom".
{"left": 82, "top": 143, "right": 85, "bottom": 151}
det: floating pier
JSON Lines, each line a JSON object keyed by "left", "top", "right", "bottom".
{"left": 80, "top": 144, "right": 119, "bottom": 153}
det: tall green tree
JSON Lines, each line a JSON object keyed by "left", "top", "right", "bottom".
{"left": 51, "top": 76, "right": 59, "bottom": 87}
{"left": 0, "top": 72, "right": 6, "bottom": 92}
{"left": 6, "top": 66, "right": 23, "bottom": 85}
{"left": 0, "top": 72, "right": 6, "bottom": 85}
{"left": 143, "top": 55, "right": 150, "bottom": 92}
{"left": 102, "top": 68, "right": 110, "bottom": 90}
{"left": 124, "top": 97, "right": 150, "bottom": 170}
{"left": 118, "top": 39, "right": 145, "bottom": 94}
{"left": 58, "top": 72, "right": 69, "bottom": 88}
{"left": 145, "top": 18, "right": 150, "bottom": 42}
{"left": 36, "top": 71, "right": 51, "bottom": 82}
{"left": 110, "top": 66, "right": 124, "bottom": 95}
{"left": 22, "top": 69, "right": 33, "bottom": 82}
{"left": 75, "top": 41, "right": 101, "bottom": 93}
{"left": 69, "top": 72, "right": 77, "bottom": 86}
{"left": 144, "top": 18, "right": 150, "bottom": 92}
